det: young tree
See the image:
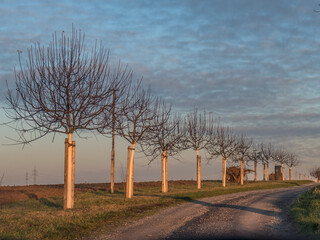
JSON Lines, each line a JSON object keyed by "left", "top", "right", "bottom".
{"left": 184, "top": 108, "right": 211, "bottom": 189}
{"left": 286, "top": 153, "right": 299, "bottom": 180}
{"left": 5, "top": 27, "right": 114, "bottom": 209}
{"left": 272, "top": 148, "right": 288, "bottom": 181}
{"left": 310, "top": 167, "right": 320, "bottom": 182}
{"left": 231, "top": 134, "right": 252, "bottom": 185}
{"left": 260, "top": 143, "right": 274, "bottom": 181}
{"left": 141, "top": 111, "right": 183, "bottom": 193}
{"left": 248, "top": 146, "right": 261, "bottom": 182}
{"left": 98, "top": 63, "right": 132, "bottom": 193}
{"left": 207, "top": 126, "right": 238, "bottom": 187}
{"left": 116, "top": 83, "right": 160, "bottom": 198}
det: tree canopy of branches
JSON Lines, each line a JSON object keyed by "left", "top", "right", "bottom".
{"left": 97, "top": 63, "right": 132, "bottom": 193}
{"left": 259, "top": 143, "right": 274, "bottom": 181}
{"left": 5, "top": 27, "right": 114, "bottom": 209}
{"left": 231, "top": 134, "right": 252, "bottom": 185}
{"left": 207, "top": 126, "right": 238, "bottom": 187}
{"left": 141, "top": 108, "right": 182, "bottom": 192}
{"left": 272, "top": 147, "right": 289, "bottom": 181}
{"left": 184, "top": 108, "right": 212, "bottom": 189}
{"left": 116, "top": 83, "right": 164, "bottom": 198}
{"left": 285, "top": 153, "right": 299, "bottom": 180}
{"left": 310, "top": 167, "right": 320, "bottom": 182}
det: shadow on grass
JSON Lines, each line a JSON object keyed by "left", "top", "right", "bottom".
{"left": 0, "top": 235, "right": 28, "bottom": 240}
{"left": 39, "top": 198, "right": 62, "bottom": 209}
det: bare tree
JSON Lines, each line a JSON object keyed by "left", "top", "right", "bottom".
{"left": 272, "top": 148, "right": 288, "bottom": 181}
{"left": 98, "top": 63, "right": 132, "bottom": 193}
{"left": 184, "top": 108, "right": 211, "bottom": 189}
{"left": 286, "top": 153, "right": 300, "bottom": 180}
{"left": 141, "top": 110, "right": 183, "bottom": 193}
{"left": 4, "top": 27, "right": 114, "bottom": 209}
{"left": 231, "top": 134, "right": 252, "bottom": 185}
{"left": 207, "top": 126, "right": 238, "bottom": 187}
{"left": 115, "top": 83, "right": 160, "bottom": 198}
{"left": 247, "top": 145, "right": 262, "bottom": 182}
{"left": 310, "top": 167, "right": 320, "bottom": 182}
{"left": 260, "top": 143, "right": 274, "bottom": 181}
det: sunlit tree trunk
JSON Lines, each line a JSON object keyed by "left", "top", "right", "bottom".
{"left": 197, "top": 154, "right": 201, "bottom": 189}
{"left": 162, "top": 150, "right": 168, "bottom": 193}
{"left": 254, "top": 160, "right": 257, "bottom": 182}
{"left": 165, "top": 152, "right": 168, "bottom": 191}
{"left": 64, "top": 133, "right": 74, "bottom": 209}
{"left": 240, "top": 158, "right": 244, "bottom": 185}
{"left": 266, "top": 161, "right": 269, "bottom": 181}
{"left": 289, "top": 167, "right": 292, "bottom": 180}
{"left": 126, "top": 144, "right": 136, "bottom": 198}
{"left": 282, "top": 164, "right": 285, "bottom": 181}
{"left": 222, "top": 157, "right": 226, "bottom": 187}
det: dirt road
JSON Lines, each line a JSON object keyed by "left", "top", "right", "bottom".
{"left": 92, "top": 183, "right": 318, "bottom": 240}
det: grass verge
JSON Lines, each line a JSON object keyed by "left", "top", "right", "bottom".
{"left": 1, "top": 180, "right": 311, "bottom": 240}
{"left": 290, "top": 184, "right": 320, "bottom": 237}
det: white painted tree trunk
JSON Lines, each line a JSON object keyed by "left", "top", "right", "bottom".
{"left": 289, "top": 167, "right": 292, "bottom": 180}
{"left": 126, "top": 144, "right": 136, "bottom": 199}
{"left": 254, "top": 160, "right": 257, "bottom": 182}
{"left": 266, "top": 161, "right": 269, "bottom": 181}
{"left": 197, "top": 154, "right": 201, "bottom": 189}
{"left": 240, "top": 158, "right": 244, "bottom": 185}
{"left": 162, "top": 151, "right": 168, "bottom": 193}
{"left": 222, "top": 157, "right": 226, "bottom": 187}
{"left": 64, "top": 133, "right": 74, "bottom": 209}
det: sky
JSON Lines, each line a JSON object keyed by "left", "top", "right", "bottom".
{"left": 1, "top": 0, "right": 320, "bottom": 185}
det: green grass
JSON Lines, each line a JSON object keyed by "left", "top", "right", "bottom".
{"left": 0, "top": 180, "right": 311, "bottom": 240}
{"left": 290, "top": 185, "right": 320, "bottom": 237}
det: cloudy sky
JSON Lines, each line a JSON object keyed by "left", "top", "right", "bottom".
{"left": 1, "top": 0, "right": 320, "bottom": 185}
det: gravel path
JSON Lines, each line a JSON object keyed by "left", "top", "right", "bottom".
{"left": 89, "top": 183, "right": 318, "bottom": 240}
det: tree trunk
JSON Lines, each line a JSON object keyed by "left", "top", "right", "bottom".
{"left": 161, "top": 151, "right": 168, "bottom": 193}
{"left": 295, "top": 171, "right": 297, "bottom": 180}
{"left": 299, "top": 173, "right": 301, "bottom": 180}
{"left": 266, "top": 161, "right": 269, "bottom": 181}
{"left": 126, "top": 144, "right": 136, "bottom": 199}
{"left": 263, "top": 163, "right": 266, "bottom": 181}
{"left": 240, "top": 158, "right": 244, "bottom": 185}
{"left": 282, "top": 164, "right": 285, "bottom": 181}
{"left": 71, "top": 141, "right": 75, "bottom": 208}
{"left": 64, "top": 133, "right": 74, "bottom": 209}
{"left": 126, "top": 144, "right": 136, "bottom": 198}
{"left": 254, "top": 160, "right": 257, "bottom": 182}
{"left": 165, "top": 152, "right": 168, "bottom": 192}
{"left": 222, "top": 157, "right": 226, "bottom": 187}
{"left": 110, "top": 90, "right": 116, "bottom": 193}
{"left": 289, "top": 167, "right": 292, "bottom": 180}
{"left": 304, "top": 174, "right": 306, "bottom": 180}
{"left": 197, "top": 155, "right": 201, "bottom": 189}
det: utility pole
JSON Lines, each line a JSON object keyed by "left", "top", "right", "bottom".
{"left": 0, "top": 172, "right": 4, "bottom": 186}
{"left": 26, "top": 172, "right": 29, "bottom": 186}
{"left": 32, "top": 167, "right": 38, "bottom": 185}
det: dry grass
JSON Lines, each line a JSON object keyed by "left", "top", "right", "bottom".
{"left": 0, "top": 180, "right": 311, "bottom": 240}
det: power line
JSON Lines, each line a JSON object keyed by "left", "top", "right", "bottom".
{"left": 26, "top": 172, "right": 29, "bottom": 186}
{"left": 32, "top": 167, "right": 38, "bottom": 185}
